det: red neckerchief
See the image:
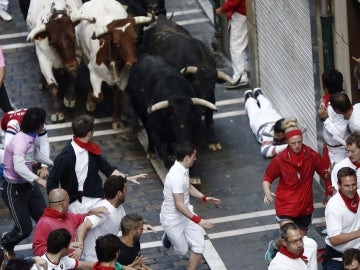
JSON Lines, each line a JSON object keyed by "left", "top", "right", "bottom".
{"left": 73, "top": 136, "right": 101, "bottom": 156}
{"left": 43, "top": 207, "right": 66, "bottom": 219}
{"left": 288, "top": 148, "right": 305, "bottom": 168}
{"left": 323, "top": 94, "right": 330, "bottom": 107}
{"left": 279, "top": 246, "right": 308, "bottom": 262}
{"left": 92, "top": 262, "right": 115, "bottom": 270}
{"left": 339, "top": 190, "right": 360, "bottom": 213}
{"left": 352, "top": 161, "right": 360, "bottom": 170}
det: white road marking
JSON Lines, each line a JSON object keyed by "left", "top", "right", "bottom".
{"left": 0, "top": 32, "right": 28, "bottom": 39}
{"left": 14, "top": 208, "right": 326, "bottom": 250}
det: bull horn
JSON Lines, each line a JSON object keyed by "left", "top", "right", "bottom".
{"left": 92, "top": 25, "right": 109, "bottom": 40}
{"left": 26, "top": 24, "right": 46, "bottom": 42}
{"left": 191, "top": 98, "right": 218, "bottom": 111}
{"left": 134, "top": 15, "right": 153, "bottom": 25}
{"left": 180, "top": 66, "right": 198, "bottom": 75}
{"left": 217, "top": 70, "right": 234, "bottom": 84}
{"left": 71, "top": 11, "right": 96, "bottom": 24}
{"left": 147, "top": 100, "right": 169, "bottom": 113}
{"left": 352, "top": 56, "right": 360, "bottom": 63}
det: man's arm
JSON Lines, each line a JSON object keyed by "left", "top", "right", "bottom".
{"left": 189, "top": 184, "right": 221, "bottom": 204}
{"left": 328, "top": 230, "right": 360, "bottom": 246}
{"left": 0, "top": 66, "right": 5, "bottom": 86}
{"left": 77, "top": 260, "right": 95, "bottom": 270}
{"left": 173, "top": 193, "right": 214, "bottom": 229}
{"left": 72, "top": 219, "right": 93, "bottom": 260}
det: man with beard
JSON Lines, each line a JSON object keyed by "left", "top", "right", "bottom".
{"left": 75, "top": 175, "right": 127, "bottom": 262}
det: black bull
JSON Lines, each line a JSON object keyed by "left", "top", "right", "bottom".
{"left": 141, "top": 15, "right": 234, "bottom": 151}
{"left": 126, "top": 54, "right": 217, "bottom": 168}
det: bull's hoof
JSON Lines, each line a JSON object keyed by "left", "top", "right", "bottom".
{"left": 208, "top": 142, "right": 222, "bottom": 151}
{"left": 51, "top": 112, "right": 65, "bottom": 123}
{"left": 86, "top": 100, "right": 97, "bottom": 112}
{"left": 146, "top": 152, "right": 157, "bottom": 160}
{"left": 63, "top": 97, "right": 76, "bottom": 108}
{"left": 112, "top": 121, "right": 125, "bottom": 130}
{"left": 190, "top": 177, "right": 201, "bottom": 185}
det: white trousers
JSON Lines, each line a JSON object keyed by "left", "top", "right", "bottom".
{"left": 0, "top": 0, "right": 8, "bottom": 10}
{"left": 160, "top": 205, "right": 205, "bottom": 256}
{"left": 245, "top": 95, "right": 282, "bottom": 143}
{"left": 229, "top": 12, "right": 248, "bottom": 81}
{"left": 68, "top": 197, "right": 103, "bottom": 214}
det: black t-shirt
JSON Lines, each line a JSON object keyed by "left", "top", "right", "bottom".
{"left": 117, "top": 240, "right": 141, "bottom": 266}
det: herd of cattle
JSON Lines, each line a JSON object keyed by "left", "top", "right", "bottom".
{"left": 21, "top": 0, "right": 235, "bottom": 169}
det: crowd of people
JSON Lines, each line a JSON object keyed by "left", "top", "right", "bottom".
{"left": 241, "top": 67, "right": 360, "bottom": 269}
{"left": 2, "top": 0, "right": 360, "bottom": 270}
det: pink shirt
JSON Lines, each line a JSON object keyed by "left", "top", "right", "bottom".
{"left": 3, "top": 131, "right": 36, "bottom": 182}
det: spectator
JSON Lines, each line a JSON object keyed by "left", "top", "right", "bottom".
{"left": 263, "top": 124, "right": 330, "bottom": 264}
{"left": 323, "top": 167, "right": 360, "bottom": 269}
{"left": 92, "top": 234, "right": 135, "bottom": 270}
{"left": 318, "top": 69, "right": 349, "bottom": 166}
{"left": 32, "top": 188, "right": 109, "bottom": 257}
{"left": 268, "top": 222, "right": 318, "bottom": 270}
{"left": 76, "top": 175, "right": 127, "bottom": 262}
{"left": 31, "top": 228, "right": 94, "bottom": 270}
{"left": 215, "top": 0, "right": 248, "bottom": 88}
{"left": 244, "top": 88, "right": 290, "bottom": 158}
{"left": 331, "top": 132, "right": 360, "bottom": 191}
{"left": 0, "top": 47, "right": 14, "bottom": 113}
{"left": 160, "top": 142, "right": 221, "bottom": 270}
{"left": 0, "top": 108, "right": 50, "bottom": 177}
{"left": 47, "top": 114, "right": 146, "bottom": 214}
{"left": 330, "top": 92, "right": 360, "bottom": 133}
{"left": 118, "top": 213, "right": 152, "bottom": 270}
{"left": 343, "top": 248, "right": 360, "bottom": 270}
{"left": 0, "top": 108, "right": 53, "bottom": 259}
{"left": 0, "top": 1, "right": 11, "bottom": 22}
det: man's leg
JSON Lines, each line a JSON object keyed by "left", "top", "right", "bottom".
{"left": 188, "top": 251, "right": 202, "bottom": 270}
{"left": 1, "top": 182, "right": 34, "bottom": 256}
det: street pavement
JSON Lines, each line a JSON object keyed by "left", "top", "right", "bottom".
{"left": 0, "top": 0, "right": 328, "bottom": 269}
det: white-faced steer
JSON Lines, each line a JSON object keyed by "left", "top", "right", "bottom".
{"left": 76, "top": 0, "right": 152, "bottom": 129}
{"left": 26, "top": 0, "right": 95, "bottom": 122}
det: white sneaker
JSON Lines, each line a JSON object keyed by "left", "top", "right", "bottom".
{"left": 0, "top": 10, "right": 12, "bottom": 22}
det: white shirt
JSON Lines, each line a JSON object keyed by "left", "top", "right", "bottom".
{"left": 160, "top": 161, "right": 191, "bottom": 222}
{"left": 268, "top": 236, "right": 318, "bottom": 270}
{"left": 31, "top": 254, "right": 77, "bottom": 270}
{"left": 323, "top": 104, "right": 349, "bottom": 164}
{"left": 349, "top": 103, "right": 360, "bottom": 133}
{"left": 71, "top": 140, "right": 89, "bottom": 191}
{"left": 325, "top": 190, "right": 360, "bottom": 253}
{"left": 81, "top": 199, "right": 126, "bottom": 262}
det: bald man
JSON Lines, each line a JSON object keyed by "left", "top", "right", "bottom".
{"left": 32, "top": 188, "right": 108, "bottom": 257}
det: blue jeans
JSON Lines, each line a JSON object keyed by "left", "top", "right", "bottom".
{"left": 322, "top": 259, "right": 343, "bottom": 270}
